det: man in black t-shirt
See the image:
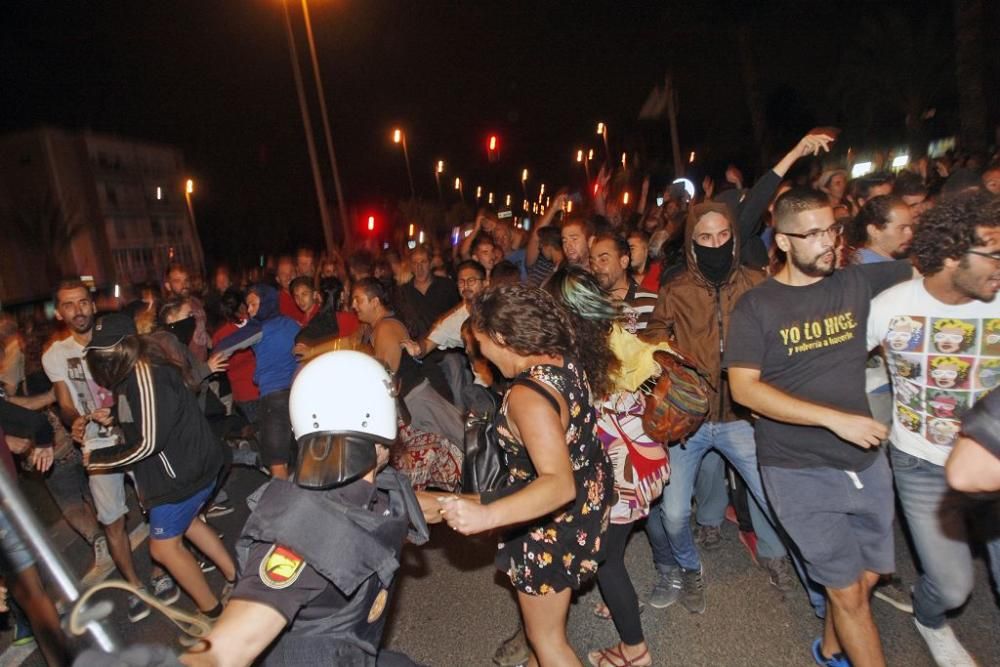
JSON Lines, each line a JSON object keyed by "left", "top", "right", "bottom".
{"left": 724, "top": 189, "right": 912, "bottom": 667}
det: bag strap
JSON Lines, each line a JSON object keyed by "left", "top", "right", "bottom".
{"left": 510, "top": 377, "right": 562, "bottom": 416}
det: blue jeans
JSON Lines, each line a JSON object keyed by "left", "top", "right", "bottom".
{"left": 694, "top": 451, "right": 728, "bottom": 527}
{"left": 646, "top": 420, "right": 827, "bottom": 614}
{"left": 890, "top": 445, "right": 1000, "bottom": 629}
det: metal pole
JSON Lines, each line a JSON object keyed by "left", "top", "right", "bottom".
{"left": 300, "top": 0, "right": 351, "bottom": 249}
{"left": 401, "top": 136, "right": 416, "bottom": 200}
{"left": 0, "top": 467, "right": 119, "bottom": 652}
{"left": 283, "top": 0, "right": 336, "bottom": 255}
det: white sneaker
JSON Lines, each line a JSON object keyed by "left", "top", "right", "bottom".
{"left": 92, "top": 535, "right": 111, "bottom": 568}
{"left": 913, "top": 619, "right": 977, "bottom": 667}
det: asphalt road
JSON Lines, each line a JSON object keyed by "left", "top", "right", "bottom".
{"left": 5, "top": 465, "right": 999, "bottom": 666}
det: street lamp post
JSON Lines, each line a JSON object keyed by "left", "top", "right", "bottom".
{"left": 183, "top": 179, "right": 206, "bottom": 273}
{"left": 435, "top": 160, "right": 445, "bottom": 203}
{"left": 597, "top": 122, "right": 610, "bottom": 161}
{"left": 282, "top": 0, "right": 336, "bottom": 255}
{"left": 299, "top": 0, "right": 350, "bottom": 249}
{"left": 393, "top": 128, "right": 416, "bottom": 200}
{"left": 576, "top": 149, "right": 591, "bottom": 182}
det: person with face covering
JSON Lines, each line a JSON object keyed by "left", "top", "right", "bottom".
{"left": 645, "top": 202, "right": 826, "bottom": 617}
{"left": 83, "top": 314, "right": 236, "bottom": 622}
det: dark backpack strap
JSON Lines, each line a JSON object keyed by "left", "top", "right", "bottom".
{"left": 510, "top": 377, "right": 561, "bottom": 415}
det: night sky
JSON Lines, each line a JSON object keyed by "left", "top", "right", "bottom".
{"left": 3, "top": 1, "right": 992, "bottom": 263}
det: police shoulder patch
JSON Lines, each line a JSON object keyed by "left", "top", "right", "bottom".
{"left": 367, "top": 588, "right": 389, "bottom": 623}
{"left": 259, "top": 543, "right": 306, "bottom": 589}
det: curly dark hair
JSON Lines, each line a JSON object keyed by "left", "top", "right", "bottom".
{"left": 910, "top": 191, "right": 1000, "bottom": 275}
{"left": 543, "top": 266, "right": 622, "bottom": 399}
{"left": 846, "top": 195, "right": 905, "bottom": 248}
{"left": 470, "top": 284, "right": 577, "bottom": 371}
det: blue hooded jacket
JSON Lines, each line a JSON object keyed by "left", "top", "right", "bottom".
{"left": 215, "top": 284, "right": 299, "bottom": 396}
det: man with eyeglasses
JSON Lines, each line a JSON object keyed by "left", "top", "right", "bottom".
{"left": 402, "top": 260, "right": 489, "bottom": 410}
{"left": 724, "top": 188, "right": 914, "bottom": 667}
{"left": 865, "top": 191, "right": 1000, "bottom": 667}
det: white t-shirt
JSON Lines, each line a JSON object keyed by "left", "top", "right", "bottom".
{"left": 427, "top": 303, "right": 469, "bottom": 350}
{"left": 42, "top": 336, "right": 115, "bottom": 441}
{"left": 867, "top": 278, "right": 1000, "bottom": 466}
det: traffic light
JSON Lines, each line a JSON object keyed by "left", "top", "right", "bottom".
{"left": 487, "top": 134, "right": 499, "bottom": 163}
{"left": 367, "top": 215, "right": 375, "bottom": 232}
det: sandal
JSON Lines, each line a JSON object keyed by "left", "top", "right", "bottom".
{"left": 592, "top": 601, "right": 645, "bottom": 620}
{"left": 587, "top": 642, "right": 651, "bottom": 667}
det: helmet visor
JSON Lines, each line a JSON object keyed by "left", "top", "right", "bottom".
{"left": 294, "top": 433, "right": 378, "bottom": 490}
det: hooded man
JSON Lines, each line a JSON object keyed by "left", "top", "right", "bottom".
{"left": 645, "top": 202, "right": 821, "bottom": 615}
{"left": 215, "top": 283, "right": 300, "bottom": 479}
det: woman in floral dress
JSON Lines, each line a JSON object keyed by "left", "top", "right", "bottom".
{"left": 435, "top": 285, "right": 614, "bottom": 666}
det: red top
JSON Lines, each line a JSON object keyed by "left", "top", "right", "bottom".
{"left": 336, "top": 312, "right": 360, "bottom": 337}
{"left": 212, "top": 322, "right": 260, "bottom": 402}
{"left": 639, "top": 261, "right": 662, "bottom": 293}
{"left": 279, "top": 289, "right": 307, "bottom": 325}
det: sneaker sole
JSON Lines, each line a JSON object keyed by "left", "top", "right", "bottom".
{"left": 647, "top": 596, "right": 679, "bottom": 609}
{"left": 873, "top": 590, "right": 913, "bottom": 614}
{"left": 128, "top": 607, "right": 151, "bottom": 623}
{"left": 156, "top": 588, "right": 181, "bottom": 606}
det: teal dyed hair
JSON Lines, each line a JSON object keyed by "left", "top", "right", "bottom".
{"left": 546, "top": 266, "right": 624, "bottom": 324}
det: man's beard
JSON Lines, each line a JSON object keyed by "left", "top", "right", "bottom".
{"left": 790, "top": 249, "right": 835, "bottom": 278}
{"left": 69, "top": 313, "right": 94, "bottom": 334}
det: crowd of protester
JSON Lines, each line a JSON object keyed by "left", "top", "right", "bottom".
{"left": 0, "top": 129, "right": 998, "bottom": 667}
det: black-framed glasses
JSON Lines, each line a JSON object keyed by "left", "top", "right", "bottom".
{"left": 779, "top": 222, "right": 844, "bottom": 242}
{"left": 457, "top": 277, "right": 483, "bottom": 287}
{"left": 967, "top": 249, "right": 1000, "bottom": 262}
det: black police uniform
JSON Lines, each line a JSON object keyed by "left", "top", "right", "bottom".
{"left": 232, "top": 467, "right": 429, "bottom": 666}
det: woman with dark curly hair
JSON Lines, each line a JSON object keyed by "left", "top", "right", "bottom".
{"left": 546, "top": 267, "right": 670, "bottom": 667}
{"left": 433, "top": 284, "right": 614, "bottom": 666}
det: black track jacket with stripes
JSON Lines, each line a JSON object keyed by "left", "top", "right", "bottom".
{"left": 88, "top": 361, "right": 224, "bottom": 508}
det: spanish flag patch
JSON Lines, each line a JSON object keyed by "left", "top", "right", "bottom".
{"left": 259, "top": 544, "right": 306, "bottom": 589}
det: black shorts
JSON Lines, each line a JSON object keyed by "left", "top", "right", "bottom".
{"left": 258, "top": 390, "right": 293, "bottom": 467}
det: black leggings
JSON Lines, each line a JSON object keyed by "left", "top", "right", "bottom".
{"left": 596, "top": 521, "right": 644, "bottom": 646}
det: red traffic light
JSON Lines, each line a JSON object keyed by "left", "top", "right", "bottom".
{"left": 488, "top": 135, "right": 498, "bottom": 152}
{"left": 367, "top": 215, "right": 376, "bottom": 231}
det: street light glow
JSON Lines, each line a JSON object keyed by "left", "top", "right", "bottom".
{"left": 454, "top": 177, "right": 461, "bottom": 190}
{"left": 488, "top": 192, "right": 494, "bottom": 204}
{"left": 393, "top": 128, "right": 402, "bottom": 144}
{"left": 576, "top": 149, "right": 584, "bottom": 163}
{"left": 476, "top": 186, "right": 482, "bottom": 199}
{"left": 408, "top": 223, "right": 415, "bottom": 237}
{"left": 156, "top": 186, "right": 162, "bottom": 200}
{"left": 621, "top": 152, "right": 627, "bottom": 167}
{"left": 622, "top": 191, "right": 630, "bottom": 205}
{"left": 186, "top": 179, "right": 194, "bottom": 195}
{"left": 539, "top": 183, "right": 546, "bottom": 196}
{"left": 505, "top": 194, "right": 512, "bottom": 206}
{"left": 596, "top": 122, "right": 605, "bottom": 135}
{"left": 489, "top": 135, "right": 497, "bottom": 151}
{"left": 588, "top": 149, "right": 594, "bottom": 161}
{"left": 852, "top": 161, "right": 874, "bottom": 178}
{"left": 437, "top": 160, "right": 445, "bottom": 174}
{"left": 522, "top": 168, "right": 528, "bottom": 182}
{"left": 688, "top": 151, "right": 696, "bottom": 163}
{"left": 367, "top": 215, "right": 375, "bottom": 231}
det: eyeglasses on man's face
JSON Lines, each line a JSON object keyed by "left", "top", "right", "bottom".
{"left": 780, "top": 222, "right": 844, "bottom": 242}
{"left": 966, "top": 249, "right": 1000, "bottom": 263}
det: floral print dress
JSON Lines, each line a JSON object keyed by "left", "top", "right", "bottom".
{"left": 483, "top": 361, "right": 614, "bottom": 595}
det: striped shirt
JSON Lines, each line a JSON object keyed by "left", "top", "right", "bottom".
{"left": 623, "top": 281, "right": 657, "bottom": 334}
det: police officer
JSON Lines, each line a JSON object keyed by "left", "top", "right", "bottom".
{"left": 181, "top": 351, "right": 429, "bottom": 667}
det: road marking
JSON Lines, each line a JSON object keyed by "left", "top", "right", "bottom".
{"left": 0, "top": 521, "right": 150, "bottom": 666}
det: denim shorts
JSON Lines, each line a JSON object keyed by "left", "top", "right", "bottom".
{"left": 761, "top": 453, "right": 895, "bottom": 589}
{"left": 0, "top": 509, "right": 35, "bottom": 575}
{"left": 149, "top": 483, "right": 215, "bottom": 540}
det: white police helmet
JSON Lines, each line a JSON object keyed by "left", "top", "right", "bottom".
{"left": 288, "top": 350, "right": 397, "bottom": 489}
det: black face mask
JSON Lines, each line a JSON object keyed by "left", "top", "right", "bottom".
{"left": 168, "top": 316, "right": 197, "bottom": 346}
{"left": 695, "top": 237, "right": 735, "bottom": 284}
